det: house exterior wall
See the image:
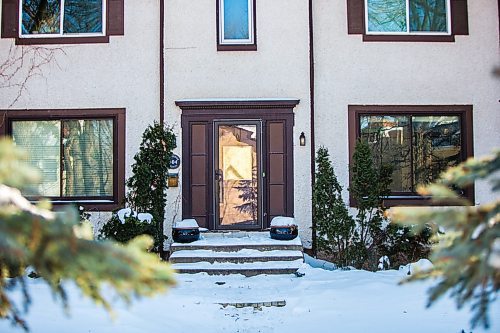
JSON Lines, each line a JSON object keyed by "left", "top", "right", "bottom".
{"left": 164, "top": 0, "right": 312, "bottom": 245}
{"left": 313, "top": 0, "right": 500, "bottom": 206}
{"left": 0, "top": 0, "right": 498, "bottom": 249}
{"left": 0, "top": 0, "right": 161, "bottom": 228}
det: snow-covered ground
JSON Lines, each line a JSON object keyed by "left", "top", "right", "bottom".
{"left": 1, "top": 260, "right": 499, "bottom": 333}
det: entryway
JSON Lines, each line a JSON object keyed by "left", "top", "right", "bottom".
{"left": 177, "top": 99, "right": 299, "bottom": 231}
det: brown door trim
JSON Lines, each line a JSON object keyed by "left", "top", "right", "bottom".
{"left": 178, "top": 99, "right": 298, "bottom": 230}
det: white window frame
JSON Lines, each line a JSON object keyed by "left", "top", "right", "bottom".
{"left": 219, "top": 0, "right": 254, "bottom": 45}
{"left": 365, "top": 0, "right": 451, "bottom": 35}
{"left": 19, "top": 0, "right": 107, "bottom": 38}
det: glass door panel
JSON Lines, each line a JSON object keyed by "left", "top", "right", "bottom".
{"left": 215, "top": 121, "right": 261, "bottom": 229}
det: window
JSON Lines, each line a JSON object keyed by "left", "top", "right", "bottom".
{"left": 1, "top": 0, "right": 124, "bottom": 44}
{"left": 20, "top": 0, "right": 105, "bottom": 37}
{"left": 346, "top": 0, "right": 469, "bottom": 41}
{"left": 348, "top": 105, "right": 473, "bottom": 206}
{"left": 366, "top": 0, "right": 450, "bottom": 34}
{"left": 0, "top": 108, "right": 125, "bottom": 210}
{"left": 217, "top": 0, "right": 256, "bottom": 51}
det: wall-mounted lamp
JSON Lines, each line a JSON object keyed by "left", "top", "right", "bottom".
{"left": 299, "top": 132, "right": 306, "bottom": 146}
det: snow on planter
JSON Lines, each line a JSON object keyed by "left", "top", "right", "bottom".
{"left": 172, "top": 219, "right": 200, "bottom": 243}
{"left": 270, "top": 216, "right": 298, "bottom": 241}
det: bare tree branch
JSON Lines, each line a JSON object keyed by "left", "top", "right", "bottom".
{"left": 0, "top": 45, "right": 65, "bottom": 108}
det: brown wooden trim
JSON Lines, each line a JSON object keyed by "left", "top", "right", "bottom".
{"left": 1, "top": 0, "right": 19, "bottom": 38}
{"left": 347, "top": 105, "right": 474, "bottom": 207}
{"left": 16, "top": 36, "right": 110, "bottom": 45}
{"left": 363, "top": 34, "right": 455, "bottom": 42}
{"left": 180, "top": 101, "right": 296, "bottom": 231}
{"left": 0, "top": 108, "right": 126, "bottom": 211}
{"left": 347, "top": 0, "right": 365, "bottom": 35}
{"left": 216, "top": 0, "right": 257, "bottom": 51}
{"left": 176, "top": 99, "right": 299, "bottom": 110}
{"left": 8, "top": 0, "right": 121, "bottom": 45}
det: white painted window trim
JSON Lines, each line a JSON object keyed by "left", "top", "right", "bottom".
{"left": 219, "top": 0, "right": 254, "bottom": 45}
{"left": 19, "top": 0, "right": 107, "bottom": 38}
{"left": 364, "top": 0, "right": 451, "bottom": 35}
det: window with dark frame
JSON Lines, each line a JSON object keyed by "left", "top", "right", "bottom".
{"left": 217, "top": 0, "right": 257, "bottom": 51}
{"left": 20, "top": 0, "right": 105, "bottom": 37}
{"left": 347, "top": 0, "right": 469, "bottom": 41}
{"left": 1, "top": 0, "right": 124, "bottom": 44}
{"left": 348, "top": 105, "right": 473, "bottom": 206}
{"left": 0, "top": 109, "right": 125, "bottom": 211}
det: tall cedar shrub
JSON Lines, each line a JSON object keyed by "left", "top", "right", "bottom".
{"left": 313, "top": 147, "right": 357, "bottom": 267}
{"left": 126, "top": 122, "right": 176, "bottom": 252}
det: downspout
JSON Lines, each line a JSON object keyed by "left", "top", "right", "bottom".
{"left": 159, "top": 0, "right": 165, "bottom": 124}
{"left": 308, "top": 0, "right": 317, "bottom": 256}
{"left": 159, "top": 0, "right": 165, "bottom": 257}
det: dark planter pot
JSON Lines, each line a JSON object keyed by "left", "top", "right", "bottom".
{"left": 172, "top": 227, "right": 200, "bottom": 243}
{"left": 270, "top": 225, "right": 298, "bottom": 241}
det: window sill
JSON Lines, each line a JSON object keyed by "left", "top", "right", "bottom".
{"left": 217, "top": 44, "right": 257, "bottom": 51}
{"left": 349, "top": 194, "right": 474, "bottom": 208}
{"left": 16, "top": 35, "right": 110, "bottom": 45}
{"left": 50, "top": 200, "right": 121, "bottom": 212}
{"left": 362, "top": 34, "right": 456, "bottom": 42}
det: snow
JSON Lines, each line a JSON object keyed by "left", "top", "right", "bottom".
{"left": 116, "top": 208, "right": 153, "bottom": 224}
{"left": 172, "top": 232, "right": 302, "bottom": 247}
{"left": 170, "top": 249, "right": 303, "bottom": 259}
{"left": 2, "top": 262, "right": 499, "bottom": 333}
{"left": 173, "top": 219, "right": 199, "bottom": 229}
{"left": 270, "top": 216, "right": 297, "bottom": 227}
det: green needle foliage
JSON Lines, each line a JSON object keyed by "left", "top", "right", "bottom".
{"left": 125, "top": 122, "right": 176, "bottom": 252}
{"left": 391, "top": 150, "right": 500, "bottom": 329}
{"left": 0, "top": 139, "right": 176, "bottom": 331}
{"left": 313, "top": 146, "right": 357, "bottom": 267}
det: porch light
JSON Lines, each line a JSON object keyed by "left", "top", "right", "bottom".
{"left": 299, "top": 132, "right": 306, "bottom": 146}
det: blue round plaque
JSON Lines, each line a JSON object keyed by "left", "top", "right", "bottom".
{"left": 169, "top": 154, "right": 181, "bottom": 169}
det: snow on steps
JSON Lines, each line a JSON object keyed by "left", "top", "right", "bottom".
{"left": 170, "top": 232, "right": 304, "bottom": 276}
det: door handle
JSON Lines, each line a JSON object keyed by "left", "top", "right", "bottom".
{"left": 215, "top": 169, "right": 224, "bottom": 203}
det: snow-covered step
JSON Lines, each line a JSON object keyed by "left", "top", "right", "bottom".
{"left": 170, "top": 249, "right": 304, "bottom": 264}
{"left": 171, "top": 259, "right": 304, "bottom": 276}
{"left": 171, "top": 232, "right": 303, "bottom": 252}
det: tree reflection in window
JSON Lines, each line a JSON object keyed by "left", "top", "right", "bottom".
{"left": 367, "top": 0, "right": 448, "bottom": 33}
{"left": 360, "top": 115, "right": 461, "bottom": 193}
{"left": 12, "top": 119, "right": 113, "bottom": 199}
{"left": 21, "top": 0, "right": 103, "bottom": 35}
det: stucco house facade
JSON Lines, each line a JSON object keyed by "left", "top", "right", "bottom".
{"left": 0, "top": 0, "right": 498, "bottom": 250}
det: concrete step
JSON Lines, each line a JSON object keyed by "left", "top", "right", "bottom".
{"left": 171, "top": 259, "right": 304, "bottom": 277}
{"left": 169, "top": 231, "right": 304, "bottom": 276}
{"left": 170, "top": 232, "right": 303, "bottom": 252}
{"left": 170, "top": 249, "right": 304, "bottom": 264}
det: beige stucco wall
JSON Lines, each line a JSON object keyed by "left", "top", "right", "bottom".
{"left": 313, "top": 0, "right": 500, "bottom": 206}
{"left": 164, "top": 0, "right": 313, "bottom": 246}
{"left": 0, "top": 1, "right": 161, "bottom": 229}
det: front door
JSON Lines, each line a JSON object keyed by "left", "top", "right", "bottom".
{"left": 214, "top": 121, "right": 262, "bottom": 230}
{"left": 179, "top": 100, "right": 297, "bottom": 231}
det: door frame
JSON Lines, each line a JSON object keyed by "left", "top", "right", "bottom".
{"left": 178, "top": 99, "right": 299, "bottom": 231}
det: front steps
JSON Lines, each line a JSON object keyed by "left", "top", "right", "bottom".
{"left": 170, "top": 232, "right": 304, "bottom": 276}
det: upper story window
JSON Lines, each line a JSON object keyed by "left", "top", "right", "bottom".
{"left": 366, "top": 0, "right": 450, "bottom": 34}
{"left": 217, "top": 0, "right": 257, "bottom": 51}
{"left": 21, "top": 0, "right": 105, "bottom": 37}
{"left": 347, "top": 0, "right": 468, "bottom": 42}
{"left": 1, "top": 0, "right": 124, "bottom": 45}
{"left": 348, "top": 105, "right": 474, "bottom": 206}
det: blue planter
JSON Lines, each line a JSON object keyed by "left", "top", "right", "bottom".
{"left": 172, "top": 227, "right": 200, "bottom": 243}
{"left": 270, "top": 225, "right": 298, "bottom": 240}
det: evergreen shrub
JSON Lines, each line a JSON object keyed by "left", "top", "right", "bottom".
{"left": 100, "top": 122, "right": 176, "bottom": 252}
